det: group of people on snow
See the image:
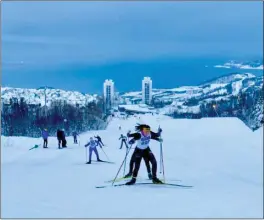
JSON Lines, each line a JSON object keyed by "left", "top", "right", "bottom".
{"left": 41, "top": 128, "right": 103, "bottom": 150}
{"left": 41, "top": 122, "right": 164, "bottom": 185}
{"left": 84, "top": 123, "right": 164, "bottom": 185}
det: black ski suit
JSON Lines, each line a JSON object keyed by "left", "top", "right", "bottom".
{"left": 127, "top": 131, "right": 161, "bottom": 179}
{"left": 128, "top": 146, "right": 151, "bottom": 175}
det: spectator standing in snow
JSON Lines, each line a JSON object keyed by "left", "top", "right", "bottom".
{"left": 42, "top": 128, "right": 49, "bottom": 148}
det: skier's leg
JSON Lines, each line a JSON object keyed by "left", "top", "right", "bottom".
{"left": 45, "top": 139, "right": 48, "bottom": 148}
{"left": 94, "top": 148, "right": 100, "bottom": 161}
{"left": 147, "top": 148, "right": 162, "bottom": 183}
{"left": 143, "top": 157, "right": 152, "bottom": 179}
{"left": 89, "top": 147, "right": 93, "bottom": 162}
{"left": 126, "top": 150, "right": 142, "bottom": 185}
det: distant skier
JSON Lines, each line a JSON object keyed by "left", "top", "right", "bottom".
{"left": 119, "top": 134, "right": 128, "bottom": 149}
{"left": 118, "top": 125, "right": 121, "bottom": 130}
{"left": 124, "top": 137, "right": 152, "bottom": 179}
{"left": 94, "top": 135, "right": 104, "bottom": 147}
{"left": 125, "top": 124, "right": 163, "bottom": 185}
{"left": 85, "top": 137, "right": 103, "bottom": 164}
{"left": 72, "top": 131, "right": 78, "bottom": 144}
{"left": 61, "top": 129, "right": 67, "bottom": 148}
{"left": 42, "top": 128, "right": 49, "bottom": 148}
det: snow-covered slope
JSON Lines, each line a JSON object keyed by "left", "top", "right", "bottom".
{"left": 1, "top": 87, "right": 97, "bottom": 106}
{"left": 2, "top": 115, "right": 263, "bottom": 218}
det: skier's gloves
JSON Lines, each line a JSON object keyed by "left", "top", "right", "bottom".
{"left": 158, "top": 128, "right": 163, "bottom": 133}
{"left": 129, "top": 139, "right": 135, "bottom": 145}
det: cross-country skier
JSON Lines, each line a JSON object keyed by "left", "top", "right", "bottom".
{"left": 42, "top": 128, "right": 49, "bottom": 148}
{"left": 119, "top": 134, "right": 128, "bottom": 149}
{"left": 94, "top": 135, "right": 104, "bottom": 147}
{"left": 125, "top": 124, "right": 163, "bottom": 185}
{"left": 85, "top": 137, "right": 103, "bottom": 164}
{"left": 124, "top": 137, "right": 152, "bottom": 179}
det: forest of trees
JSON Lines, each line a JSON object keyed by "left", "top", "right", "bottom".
{"left": 1, "top": 97, "right": 108, "bottom": 137}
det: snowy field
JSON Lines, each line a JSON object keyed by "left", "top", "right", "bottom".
{"left": 1, "top": 115, "right": 263, "bottom": 218}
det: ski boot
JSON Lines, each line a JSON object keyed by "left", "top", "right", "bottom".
{"left": 124, "top": 172, "right": 132, "bottom": 178}
{"left": 148, "top": 172, "right": 153, "bottom": 180}
{"left": 97, "top": 159, "right": 103, "bottom": 162}
{"left": 125, "top": 177, "right": 136, "bottom": 185}
{"left": 152, "top": 177, "right": 163, "bottom": 184}
{"left": 86, "top": 161, "right": 91, "bottom": 164}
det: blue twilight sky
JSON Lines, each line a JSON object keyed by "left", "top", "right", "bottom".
{"left": 2, "top": 1, "right": 263, "bottom": 94}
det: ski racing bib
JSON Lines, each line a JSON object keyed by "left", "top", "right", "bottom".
{"left": 89, "top": 140, "right": 97, "bottom": 148}
{"left": 136, "top": 132, "right": 151, "bottom": 150}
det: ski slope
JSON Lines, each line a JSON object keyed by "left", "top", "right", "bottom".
{"left": 1, "top": 115, "right": 263, "bottom": 218}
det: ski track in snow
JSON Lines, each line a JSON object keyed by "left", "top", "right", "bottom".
{"left": 1, "top": 115, "right": 263, "bottom": 218}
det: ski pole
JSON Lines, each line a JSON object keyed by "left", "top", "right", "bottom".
{"left": 160, "top": 141, "right": 165, "bottom": 183}
{"left": 123, "top": 145, "right": 128, "bottom": 176}
{"left": 160, "top": 143, "right": 162, "bottom": 174}
{"left": 100, "top": 147, "right": 110, "bottom": 161}
{"left": 85, "top": 147, "right": 88, "bottom": 163}
{"left": 112, "top": 144, "right": 133, "bottom": 186}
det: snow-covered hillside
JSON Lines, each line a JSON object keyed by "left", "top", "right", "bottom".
{"left": 214, "top": 60, "right": 263, "bottom": 70}
{"left": 1, "top": 115, "right": 263, "bottom": 218}
{"left": 120, "top": 73, "right": 263, "bottom": 130}
{"left": 1, "top": 87, "right": 97, "bottom": 106}
{"left": 122, "top": 73, "right": 262, "bottom": 105}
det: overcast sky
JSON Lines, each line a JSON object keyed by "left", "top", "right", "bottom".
{"left": 2, "top": 1, "right": 263, "bottom": 92}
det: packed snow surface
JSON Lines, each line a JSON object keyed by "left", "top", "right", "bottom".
{"left": 1, "top": 115, "right": 263, "bottom": 218}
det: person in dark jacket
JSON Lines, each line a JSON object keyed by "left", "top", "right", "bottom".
{"left": 57, "top": 129, "right": 63, "bottom": 149}
{"left": 125, "top": 124, "right": 163, "bottom": 185}
{"left": 42, "top": 128, "right": 49, "bottom": 148}
{"left": 119, "top": 134, "right": 128, "bottom": 149}
{"left": 61, "top": 129, "right": 67, "bottom": 148}
{"left": 57, "top": 129, "right": 67, "bottom": 149}
{"left": 94, "top": 135, "right": 104, "bottom": 147}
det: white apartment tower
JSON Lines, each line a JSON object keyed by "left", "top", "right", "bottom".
{"left": 142, "top": 77, "right": 152, "bottom": 105}
{"left": 103, "top": 79, "right": 115, "bottom": 113}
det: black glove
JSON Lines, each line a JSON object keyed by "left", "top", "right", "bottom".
{"left": 129, "top": 139, "right": 135, "bottom": 145}
{"left": 158, "top": 127, "right": 162, "bottom": 134}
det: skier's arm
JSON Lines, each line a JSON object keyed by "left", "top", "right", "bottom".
{"left": 128, "top": 138, "right": 136, "bottom": 145}
{"left": 150, "top": 131, "right": 161, "bottom": 141}
{"left": 85, "top": 142, "right": 90, "bottom": 147}
{"left": 127, "top": 132, "right": 141, "bottom": 140}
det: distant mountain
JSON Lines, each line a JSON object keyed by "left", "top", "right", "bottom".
{"left": 214, "top": 60, "right": 263, "bottom": 70}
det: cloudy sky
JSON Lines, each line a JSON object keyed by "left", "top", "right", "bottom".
{"left": 2, "top": 1, "right": 263, "bottom": 93}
